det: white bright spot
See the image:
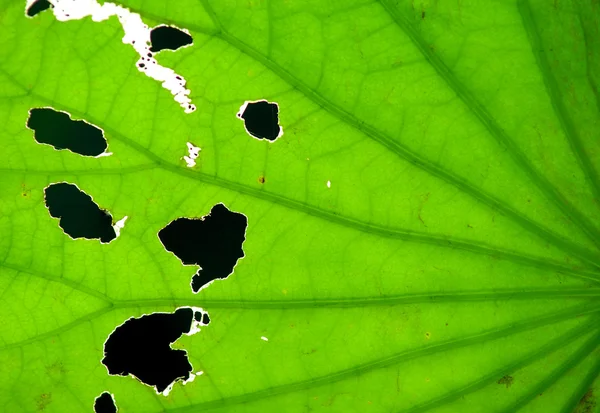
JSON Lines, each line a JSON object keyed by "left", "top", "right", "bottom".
{"left": 260, "top": 336, "right": 269, "bottom": 341}
{"left": 183, "top": 142, "right": 201, "bottom": 167}
{"left": 326, "top": 180, "right": 331, "bottom": 188}
{"left": 113, "top": 216, "right": 128, "bottom": 237}
{"left": 46, "top": 0, "right": 195, "bottom": 113}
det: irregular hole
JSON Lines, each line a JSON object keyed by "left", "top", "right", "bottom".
{"left": 236, "top": 100, "right": 283, "bottom": 142}
{"left": 150, "top": 25, "right": 193, "bottom": 53}
{"left": 45, "top": 0, "right": 195, "bottom": 113}
{"left": 102, "top": 307, "right": 207, "bottom": 395}
{"left": 183, "top": 142, "right": 201, "bottom": 167}
{"left": 25, "top": 0, "right": 52, "bottom": 17}
{"left": 94, "top": 392, "right": 117, "bottom": 413}
{"left": 158, "top": 203, "right": 248, "bottom": 293}
{"left": 26, "top": 108, "right": 108, "bottom": 157}
{"left": 44, "top": 182, "right": 118, "bottom": 243}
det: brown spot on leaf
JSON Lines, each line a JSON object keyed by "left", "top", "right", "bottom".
{"left": 258, "top": 176, "right": 265, "bottom": 184}
{"left": 498, "top": 375, "right": 514, "bottom": 388}
{"left": 575, "top": 389, "right": 596, "bottom": 413}
{"left": 36, "top": 393, "right": 52, "bottom": 411}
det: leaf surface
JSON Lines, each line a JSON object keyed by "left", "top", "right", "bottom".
{"left": 0, "top": 0, "right": 599, "bottom": 412}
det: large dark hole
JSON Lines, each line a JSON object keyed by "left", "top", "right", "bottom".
{"left": 150, "top": 25, "right": 193, "bottom": 52}
{"left": 26, "top": 107, "right": 107, "bottom": 157}
{"left": 44, "top": 183, "right": 116, "bottom": 243}
{"left": 102, "top": 308, "right": 204, "bottom": 394}
{"left": 94, "top": 392, "right": 117, "bottom": 413}
{"left": 237, "top": 100, "right": 282, "bottom": 141}
{"left": 158, "top": 203, "right": 248, "bottom": 292}
{"left": 26, "top": 0, "right": 51, "bottom": 17}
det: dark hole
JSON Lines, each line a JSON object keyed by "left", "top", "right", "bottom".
{"left": 102, "top": 308, "right": 195, "bottom": 394}
{"left": 238, "top": 100, "right": 281, "bottom": 141}
{"left": 94, "top": 392, "right": 117, "bottom": 413}
{"left": 158, "top": 203, "right": 247, "bottom": 293}
{"left": 26, "top": 0, "right": 51, "bottom": 17}
{"left": 26, "top": 107, "right": 107, "bottom": 156}
{"left": 194, "top": 311, "right": 210, "bottom": 325}
{"left": 150, "top": 25, "right": 193, "bottom": 52}
{"left": 44, "top": 183, "right": 116, "bottom": 243}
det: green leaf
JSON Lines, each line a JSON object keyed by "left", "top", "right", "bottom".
{"left": 1, "top": 0, "right": 599, "bottom": 412}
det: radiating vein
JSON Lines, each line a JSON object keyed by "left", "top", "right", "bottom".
{"left": 19, "top": 91, "right": 600, "bottom": 283}
{"left": 500, "top": 329, "right": 600, "bottom": 413}
{"left": 117, "top": 288, "right": 600, "bottom": 309}
{"left": 401, "top": 318, "right": 600, "bottom": 413}
{"left": 376, "top": 0, "right": 600, "bottom": 250}
{"left": 108, "top": 3, "right": 600, "bottom": 268}
{"left": 559, "top": 352, "right": 600, "bottom": 413}
{"left": 518, "top": 0, "right": 600, "bottom": 212}
{"left": 165, "top": 303, "right": 600, "bottom": 413}
{"left": 0, "top": 261, "right": 112, "bottom": 302}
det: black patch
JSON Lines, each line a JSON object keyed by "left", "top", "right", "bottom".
{"left": 158, "top": 203, "right": 247, "bottom": 292}
{"left": 237, "top": 100, "right": 281, "bottom": 141}
{"left": 150, "top": 26, "right": 193, "bottom": 52}
{"left": 94, "top": 392, "right": 117, "bottom": 413}
{"left": 27, "top": 108, "right": 107, "bottom": 157}
{"left": 26, "top": 0, "right": 51, "bottom": 17}
{"left": 44, "top": 183, "right": 116, "bottom": 243}
{"left": 202, "top": 313, "right": 210, "bottom": 325}
{"left": 102, "top": 308, "right": 195, "bottom": 394}
{"left": 193, "top": 311, "right": 210, "bottom": 325}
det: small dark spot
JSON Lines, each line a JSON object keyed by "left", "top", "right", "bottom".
{"left": 445, "top": 323, "right": 448, "bottom": 326}
{"left": 138, "top": 63, "right": 145, "bottom": 68}
{"left": 26, "top": 107, "right": 107, "bottom": 157}
{"left": 94, "top": 392, "right": 117, "bottom": 413}
{"left": 497, "top": 375, "right": 514, "bottom": 388}
{"left": 150, "top": 25, "right": 193, "bottom": 52}
{"left": 36, "top": 393, "right": 51, "bottom": 411}
{"left": 102, "top": 308, "right": 197, "bottom": 394}
{"left": 421, "top": 10, "right": 426, "bottom": 19}
{"left": 44, "top": 183, "right": 116, "bottom": 243}
{"left": 258, "top": 176, "right": 265, "bottom": 184}
{"left": 26, "top": 0, "right": 51, "bottom": 17}
{"left": 237, "top": 100, "right": 282, "bottom": 141}
{"left": 158, "top": 203, "right": 247, "bottom": 292}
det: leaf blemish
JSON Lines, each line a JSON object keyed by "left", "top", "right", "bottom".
{"left": 236, "top": 100, "right": 283, "bottom": 142}
{"left": 44, "top": 182, "right": 123, "bottom": 243}
{"left": 497, "top": 375, "right": 514, "bottom": 388}
{"left": 158, "top": 203, "right": 248, "bottom": 293}
{"left": 150, "top": 25, "right": 193, "bottom": 53}
{"left": 93, "top": 391, "right": 117, "bottom": 413}
{"left": 26, "top": 107, "right": 109, "bottom": 157}
{"left": 102, "top": 307, "right": 207, "bottom": 396}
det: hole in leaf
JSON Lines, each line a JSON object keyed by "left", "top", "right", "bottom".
{"left": 44, "top": 183, "right": 117, "bottom": 243}
{"left": 158, "top": 203, "right": 248, "bottom": 293}
{"left": 25, "top": 0, "right": 52, "bottom": 17}
{"left": 94, "top": 392, "right": 117, "bottom": 413}
{"left": 194, "top": 310, "right": 211, "bottom": 325}
{"left": 150, "top": 25, "right": 193, "bottom": 52}
{"left": 26, "top": 107, "right": 108, "bottom": 157}
{"left": 236, "top": 100, "right": 283, "bottom": 142}
{"left": 102, "top": 307, "right": 206, "bottom": 395}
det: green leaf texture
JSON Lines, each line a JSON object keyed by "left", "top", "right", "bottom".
{"left": 0, "top": 0, "right": 599, "bottom": 411}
